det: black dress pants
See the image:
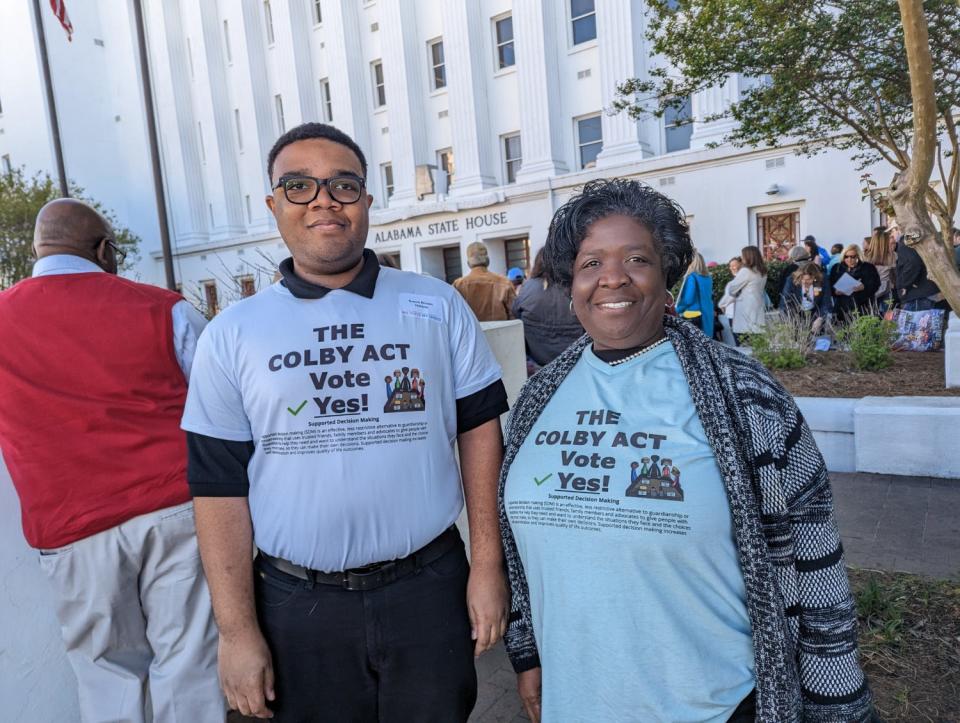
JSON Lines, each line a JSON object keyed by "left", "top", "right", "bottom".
{"left": 254, "top": 538, "right": 477, "bottom": 722}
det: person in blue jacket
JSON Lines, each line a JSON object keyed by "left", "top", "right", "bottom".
{"left": 675, "top": 251, "right": 714, "bottom": 338}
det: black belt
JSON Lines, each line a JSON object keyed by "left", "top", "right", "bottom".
{"left": 257, "top": 526, "right": 460, "bottom": 592}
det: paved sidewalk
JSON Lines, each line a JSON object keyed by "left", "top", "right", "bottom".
{"left": 831, "top": 471, "right": 960, "bottom": 579}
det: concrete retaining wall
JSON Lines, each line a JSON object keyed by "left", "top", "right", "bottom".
{"left": 797, "top": 395, "right": 960, "bottom": 479}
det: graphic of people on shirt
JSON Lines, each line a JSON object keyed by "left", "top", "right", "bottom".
{"left": 384, "top": 367, "right": 427, "bottom": 413}
{"left": 625, "top": 453, "right": 684, "bottom": 501}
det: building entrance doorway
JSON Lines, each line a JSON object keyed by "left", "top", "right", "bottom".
{"left": 757, "top": 210, "right": 800, "bottom": 261}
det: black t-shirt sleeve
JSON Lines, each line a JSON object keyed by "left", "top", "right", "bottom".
{"left": 187, "top": 432, "right": 255, "bottom": 497}
{"left": 455, "top": 379, "right": 509, "bottom": 435}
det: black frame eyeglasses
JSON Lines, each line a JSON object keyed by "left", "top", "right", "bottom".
{"left": 90, "top": 236, "right": 127, "bottom": 265}
{"left": 273, "top": 174, "right": 366, "bottom": 205}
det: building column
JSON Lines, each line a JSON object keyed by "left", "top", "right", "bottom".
{"left": 198, "top": 1, "right": 245, "bottom": 234}
{"left": 324, "top": 1, "right": 371, "bottom": 169}
{"left": 690, "top": 75, "right": 740, "bottom": 150}
{"left": 286, "top": 0, "right": 320, "bottom": 123}
{"left": 513, "top": 0, "right": 568, "bottom": 182}
{"left": 240, "top": 0, "right": 276, "bottom": 194}
{"left": 440, "top": 0, "right": 498, "bottom": 194}
{"left": 378, "top": 0, "right": 429, "bottom": 206}
{"left": 594, "top": 0, "right": 654, "bottom": 166}
{"left": 160, "top": 0, "right": 208, "bottom": 240}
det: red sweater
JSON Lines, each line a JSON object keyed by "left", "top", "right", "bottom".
{"left": 0, "top": 272, "right": 191, "bottom": 548}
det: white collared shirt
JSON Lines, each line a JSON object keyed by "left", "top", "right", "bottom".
{"left": 32, "top": 255, "right": 207, "bottom": 380}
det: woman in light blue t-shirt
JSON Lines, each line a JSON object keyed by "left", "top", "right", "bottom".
{"left": 497, "top": 179, "right": 873, "bottom": 722}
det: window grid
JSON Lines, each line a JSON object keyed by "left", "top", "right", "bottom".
{"left": 274, "top": 94, "right": 285, "bottom": 133}
{"left": 494, "top": 15, "right": 515, "bottom": 69}
{"left": 664, "top": 96, "right": 694, "bottom": 153}
{"left": 571, "top": 0, "right": 597, "bottom": 45}
{"left": 320, "top": 78, "right": 333, "bottom": 122}
{"left": 503, "top": 133, "right": 522, "bottom": 184}
{"left": 442, "top": 246, "right": 463, "bottom": 284}
{"left": 429, "top": 40, "right": 446, "bottom": 90}
{"left": 577, "top": 115, "right": 602, "bottom": 169}
{"left": 372, "top": 61, "right": 386, "bottom": 107}
{"left": 438, "top": 148, "right": 454, "bottom": 187}
{"left": 505, "top": 238, "right": 530, "bottom": 272}
{"left": 202, "top": 281, "right": 219, "bottom": 318}
{"left": 264, "top": 1, "right": 275, "bottom": 45}
{"left": 382, "top": 162, "right": 394, "bottom": 199}
{"left": 238, "top": 276, "right": 256, "bottom": 298}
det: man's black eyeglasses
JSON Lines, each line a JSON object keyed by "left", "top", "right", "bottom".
{"left": 92, "top": 237, "right": 126, "bottom": 265}
{"left": 273, "top": 174, "right": 366, "bottom": 205}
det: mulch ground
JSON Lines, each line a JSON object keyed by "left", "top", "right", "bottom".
{"left": 771, "top": 351, "right": 960, "bottom": 398}
{"left": 851, "top": 569, "right": 960, "bottom": 723}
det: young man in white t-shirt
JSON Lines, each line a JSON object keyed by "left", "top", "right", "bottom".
{"left": 182, "top": 123, "right": 509, "bottom": 721}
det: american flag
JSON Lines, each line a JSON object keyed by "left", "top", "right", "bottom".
{"left": 49, "top": 0, "right": 73, "bottom": 42}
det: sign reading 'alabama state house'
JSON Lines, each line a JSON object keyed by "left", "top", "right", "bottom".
{"left": 373, "top": 211, "right": 509, "bottom": 244}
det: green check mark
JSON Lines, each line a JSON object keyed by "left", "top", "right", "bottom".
{"left": 287, "top": 400, "right": 308, "bottom": 416}
{"left": 534, "top": 473, "right": 552, "bottom": 487}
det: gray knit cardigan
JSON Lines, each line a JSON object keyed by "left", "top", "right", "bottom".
{"left": 498, "top": 316, "right": 872, "bottom": 722}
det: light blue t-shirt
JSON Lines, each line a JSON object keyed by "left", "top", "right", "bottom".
{"left": 504, "top": 342, "right": 755, "bottom": 722}
{"left": 182, "top": 267, "right": 502, "bottom": 572}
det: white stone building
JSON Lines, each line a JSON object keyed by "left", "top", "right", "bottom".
{"left": 2, "top": 0, "right": 905, "bottom": 312}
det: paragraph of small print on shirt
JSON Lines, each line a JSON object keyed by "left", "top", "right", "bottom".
{"left": 509, "top": 408, "right": 691, "bottom": 536}
{"left": 263, "top": 323, "right": 429, "bottom": 455}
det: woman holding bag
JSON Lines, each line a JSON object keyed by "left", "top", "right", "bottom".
{"left": 675, "top": 251, "right": 714, "bottom": 338}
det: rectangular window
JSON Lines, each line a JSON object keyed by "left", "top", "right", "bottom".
{"left": 494, "top": 15, "right": 515, "bottom": 69}
{"left": 264, "top": 0, "right": 275, "bottom": 45}
{"left": 504, "top": 237, "right": 530, "bottom": 272}
{"left": 197, "top": 121, "right": 206, "bottom": 162}
{"left": 223, "top": 20, "right": 232, "bottom": 63}
{"left": 312, "top": 0, "right": 323, "bottom": 25}
{"left": 234, "top": 108, "right": 243, "bottom": 150}
{"left": 442, "top": 246, "right": 463, "bottom": 284}
{"left": 437, "top": 148, "right": 455, "bottom": 186}
{"left": 371, "top": 60, "right": 386, "bottom": 107}
{"left": 320, "top": 78, "right": 333, "bottom": 122}
{"left": 503, "top": 133, "right": 522, "bottom": 184}
{"left": 238, "top": 276, "right": 256, "bottom": 298}
{"left": 571, "top": 0, "right": 596, "bottom": 45}
{"left": 382, "top": 162, "right": 394, "bottom": 199}
{"left": 202, "top": 281, "right": 219, "bottom": 318}
{"left": 428, "top": 39, "right": 446, "bottom": 90}
{"left": 1, "top": 154, "right": 11, "bottom": 174}
{"left": 664, "top": 96, "right": 693, "bottom": 153}
{"left": 274, "top": 94, "right": 285, "bottom": 133}
{"left": 577, "top": 114, "right": 602, "bottom": 169}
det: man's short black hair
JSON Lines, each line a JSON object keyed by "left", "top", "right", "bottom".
{"left": 266, "top": 123, "right": 368, "bottom": 183}
{"left": 542, "top": 178, "right": 693, "bottom": 290}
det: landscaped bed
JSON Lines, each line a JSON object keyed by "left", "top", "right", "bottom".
{"left": 851, "top": 568, "right": 960, "bottom": 722}
{"left": 770, "top": 351, "right": 960, "bottom": 399}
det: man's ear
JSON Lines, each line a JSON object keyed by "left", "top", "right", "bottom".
{"left": 266, "top": 194, "right": 276, "bottom": 214}
{"left": 94, "top": 238, "right": 116, "bottom": 274}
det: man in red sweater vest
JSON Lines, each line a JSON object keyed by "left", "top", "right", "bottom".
{"left": 0, "top": 199, "right": 224, "bottom": 722}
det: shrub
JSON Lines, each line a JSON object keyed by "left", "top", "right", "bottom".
{"left": 836, "top": 313, "right": 896, "bottom": 371}
{"left": 747, "top": 311, "right": 814, "bottom": 369}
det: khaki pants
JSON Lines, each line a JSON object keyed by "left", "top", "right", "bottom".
{"left": 38, "top": 501, "right": 224, "bottom": 723}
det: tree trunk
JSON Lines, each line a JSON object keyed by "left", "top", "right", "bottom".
{"left": 892, "top": 0, "right": 960, "bottom": 313}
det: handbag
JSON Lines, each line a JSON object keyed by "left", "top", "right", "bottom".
{"left": 883, "top": 308, "right": 946, "bottom": 351}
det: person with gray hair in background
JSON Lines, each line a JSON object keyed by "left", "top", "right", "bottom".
{"left": 453, "top": 241, "right": 517, "bottom": 321}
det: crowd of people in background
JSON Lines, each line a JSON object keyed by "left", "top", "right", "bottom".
{"left": 480, "top": 222, "right": 958, "bottom": 366}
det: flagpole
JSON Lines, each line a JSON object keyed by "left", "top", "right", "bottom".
{"left": 132, "top": 0, "right": 177, "bottom": 291}
{"left": 30, "top": 0, "right": 69, "bottom": 197}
